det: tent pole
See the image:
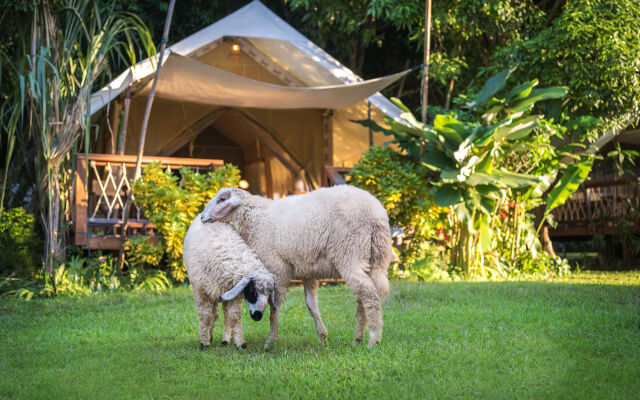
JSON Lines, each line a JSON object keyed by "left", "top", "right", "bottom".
{"left": 419, "top": 0, "right": 432, "bottom": 160}
{"left": 421, "top": 0, "right": 432, "bottom": 125}
{"left": 132, "top": 0, "right": 176, "bottom": 180}
{"left": 118, "top": 0, "right": 176, "bottom": 271}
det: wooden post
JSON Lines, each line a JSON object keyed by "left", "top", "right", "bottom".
{"left": 584, "top": 184, "right": 592, "bottom": 234}
{"left": 73, "top": 156, "right": 88, "bottom": 247}
{"left": 367, "top": 101, "right": 373, "bottom": 147}
{"left": 321, "top": 109, "right": 333, "bottom": 166}
{"left": 117, "top": 87, "right": 132, "bottom": 155}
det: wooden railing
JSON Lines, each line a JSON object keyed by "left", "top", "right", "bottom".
{"left": 550, "top": 178, "right": 640, "bottom": 237}
{"left": 322, "top": 165, "right": 351, "bottom": 187}
{"left": 73, "top": 154, "right": 224, "bottom": 249}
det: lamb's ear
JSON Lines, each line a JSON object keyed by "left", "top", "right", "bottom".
{"left": 202, "top": 190, "right": 240, "bottom": 222}
{"left": 219, "top": 276, "right": 252, "bottom": 301}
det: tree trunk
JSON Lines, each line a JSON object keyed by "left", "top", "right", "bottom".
{"left": 44, "top": 165, "right": 63, "bottom": 274}
{"left": 533, "top": 206, "right": 556, "bottom": 257}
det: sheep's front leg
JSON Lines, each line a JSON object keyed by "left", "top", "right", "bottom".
{"left": 194, "top": 290, "right": 218, "bottom": 351}
{"left": 222, "top": 297, "right": 247, "bottom": 349}
{"left": 303, "top": 279, "right": 328, "bottom": 344}
{"left": 264, "top": 292, "right": 282, "bottom": 349}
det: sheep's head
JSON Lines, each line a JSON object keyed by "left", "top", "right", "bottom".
{"left": 201, "top": 187, "right": 249, "bottom": 223}
{"left": 219, "top": 274, "right": 276, "bottom": 321}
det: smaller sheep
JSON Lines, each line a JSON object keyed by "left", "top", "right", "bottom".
{"left": 183, "top": 215, "right": 276, "bottom": 350}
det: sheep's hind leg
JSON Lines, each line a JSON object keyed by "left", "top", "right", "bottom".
{"left": 339, "top": 266, "right": 383, "bottom": 348}
{"left": 303, "top": 279, "right": 328, "bottom": 344}
{"left": 353, "top": 299, "right": 366, "bottom": 344}
{"left": 194, "top": 291, "right": 218, "bottom": 351}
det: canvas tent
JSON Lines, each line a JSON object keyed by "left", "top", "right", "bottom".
{"left": 90, "top": 0, "right": 407, "bottom": 197}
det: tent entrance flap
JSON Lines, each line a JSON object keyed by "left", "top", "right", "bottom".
{"left": 140, "top": 54, "right": 409, "bottom": 109}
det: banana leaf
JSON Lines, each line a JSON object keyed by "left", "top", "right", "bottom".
{"left": 544, "top": 158, "right": 593, "bottom": 214}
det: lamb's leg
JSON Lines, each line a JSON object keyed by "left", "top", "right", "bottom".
{"left": 194, "top": 290, "right": 218, "bottom": 351}
{"left": 339, "top": 265, "right": 383, "bottom": 348}
{"left": 224, "top": 297, "right": 247, "bottom": 349}
{"left": 221, "top": 301, "right": 233, "bottom": 346}
{"left": 303, "top": 279, "right": 328, "bottom": 344}
{"left": 353, "top": 299, "right": 366, "bottom": 344}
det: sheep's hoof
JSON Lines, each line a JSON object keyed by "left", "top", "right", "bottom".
{"left": 239, "top": 343, "right": 247, "bottom": 349}
{"left": 353, "top": 337, "right": 363, "bottom": 345}
{"left": 200, "top": 344, "right": 209, "bottom": 352}
{"left": 367, "top": 340, "right": 380, "bottom": 349}
{"left": 220, "top": 340, "right": 228, "bottom": 346}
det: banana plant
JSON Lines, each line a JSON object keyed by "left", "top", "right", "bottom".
{"left": 356, "top": 68, "right": 596, "bottom": 275}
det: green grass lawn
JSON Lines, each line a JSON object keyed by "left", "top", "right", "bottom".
{"left": 1, "top": 272, "right": 639, "bottom": 399}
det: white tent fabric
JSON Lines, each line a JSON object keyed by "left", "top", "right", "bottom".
{"left": 140, "top": 53, "right": 409, "bottom": 109}
{"left": 90, "top": 0, "right": 405, "bottom": 119}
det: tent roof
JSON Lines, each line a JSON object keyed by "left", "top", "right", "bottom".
{"left": 90, "top": 0, "right": 405, "bottom": 119}
{"left": 141, "top": 53, "right": 407, "bottom": 109}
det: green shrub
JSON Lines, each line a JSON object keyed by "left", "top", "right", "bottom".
{"left": 130, "top": 163, "right": 240, "bottom": 281}
{"left": 0, "top": 208, "right": 42, "bottom": 278}
{"left": 348, "top": 146, "right": 448, "bottom": 265}
{"left": 352, "top": 69, "right": 596, "bottom": 279}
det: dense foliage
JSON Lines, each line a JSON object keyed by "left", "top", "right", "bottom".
{"left": 486, "top": 0, "right": 640, "bottom": 136}
{"left": 0, "top": 208, "right": 41, "bottom": 278}
{"left": 0, "top": 0, "right": 155, "bottom": 273}
{"left": 348, "top": 146, "right": 446, "bottom": 266}
{"left": 130, "top": 162, "right": 241, "bottom": 282}
{"left": 351, "top": 69, "right": 593, "bottom": 278}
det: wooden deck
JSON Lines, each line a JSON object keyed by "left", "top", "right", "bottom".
{"left": 73, "top": 154, "right": 224, "bottom": 250}
{"left": 550, "top": 178, "right": 640, "bottom": 237}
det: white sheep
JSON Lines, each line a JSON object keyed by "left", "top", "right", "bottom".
{"left": 201, "top": 185, "right": 395, "bottom": 348}
{"left": 183, "top": 216, "right": 276, "bottom": 350}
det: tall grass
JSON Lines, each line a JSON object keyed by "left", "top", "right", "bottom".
{"left": 1, "top": 0, "right": 154, "bottom": 271}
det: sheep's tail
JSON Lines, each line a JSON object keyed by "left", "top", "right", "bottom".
{"left": 369, "top": 222, "right": 395, "bottom": 300}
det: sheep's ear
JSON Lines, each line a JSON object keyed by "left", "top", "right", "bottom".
{"left": 220, "top": 276, "right": 252, "bottom": 301}
{"left": 202, "top": 190, "right": 240, "bottom": 222}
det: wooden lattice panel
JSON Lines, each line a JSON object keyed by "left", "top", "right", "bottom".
{"left": 74, "top": 154, "right": 224, "bottom": 249}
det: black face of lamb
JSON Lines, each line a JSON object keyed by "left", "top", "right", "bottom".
{"left": 243, "top": 279, "right": 258, "bottom": 303}
{"left": 244, "top": 279, "right": 264, "bottom": 321}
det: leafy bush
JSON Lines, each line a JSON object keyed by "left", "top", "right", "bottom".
{"left": 353, "top": 69, "right": 597, "bottom": 279}
{"left": 0, "top": 253, "right": 173, "bottom": 300}
{"left": 130, "top": 163, "right": 240, "bottom": 281}
{"left": 348, "top": 147, "right": 447, "bottom": 264}
{"left": 0, "top": 208, "right": 42, "bottom": 278}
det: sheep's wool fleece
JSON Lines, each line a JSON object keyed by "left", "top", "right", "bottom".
{"left": 183, "top": 216, "right": 273, "bottom": 298}
{"left": 222, "top": 185, "right": 393, "bottom": 298}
